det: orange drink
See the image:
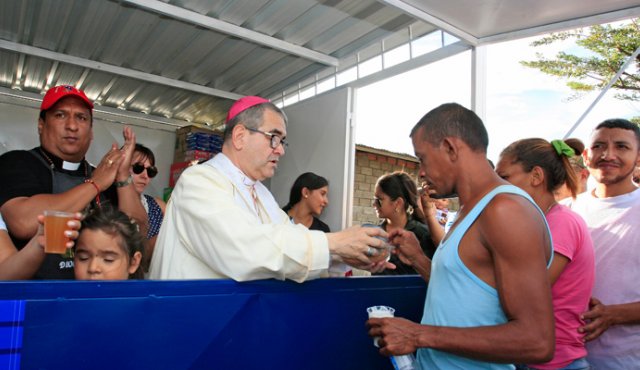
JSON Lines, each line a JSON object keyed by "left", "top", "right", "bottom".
{"left": 44, "top": 211, "right": 74, "bottom": 254}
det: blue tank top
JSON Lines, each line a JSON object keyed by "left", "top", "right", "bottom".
{"left": 417, "top": 185, "right": 552, "bottom": 369}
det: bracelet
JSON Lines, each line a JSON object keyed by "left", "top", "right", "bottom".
{"left": 115, "top": 175, "right": 133, "bottom": 188}
{"left": 84, "top": 179, "right": 101, "bottom": 194}
{"left": 84, "top": 179, "right": 101, "bottom": 207}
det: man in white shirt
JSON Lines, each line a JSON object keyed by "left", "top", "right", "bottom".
{"left": 149, "top": 96, "right": 387, "bottom": 282}
{"left": 566, "top": 118, "right": 640, "bottom": 369}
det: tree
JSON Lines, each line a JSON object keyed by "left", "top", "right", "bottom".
{"left": 521, "top": 19, "right": 640, "bottom": 102}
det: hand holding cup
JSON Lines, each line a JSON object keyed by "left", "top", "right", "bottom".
{"left": 361, "top": 223, "right": 393, "bottom": 263}
{"left": 41, "top": 211, "right": 82, "bottom": 256}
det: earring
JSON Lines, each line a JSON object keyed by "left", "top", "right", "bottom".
{"left": 304, "top": 195, "right": 308, "bottom": 198}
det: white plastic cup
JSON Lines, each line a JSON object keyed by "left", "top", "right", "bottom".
{"left": 367, "top": 305, "right": 417, "bottom": 370}
{"left": 367, "top": 305, "right": 395, "bottom": 347}
{"left": 43, "top": 210, "right": 74, "bottom": 255}
{"left": 367, "top": 305, "right": 395, "bottom": 318}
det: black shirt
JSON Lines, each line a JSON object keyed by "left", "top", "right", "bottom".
{"left": 376, "top": 218, "right": 437, "bottom": 276}
{"left": 0, "top": 147, "right": 117, "bottom": 279}
{"left": 309, "top": 216, "right": 331, "bottom": 233}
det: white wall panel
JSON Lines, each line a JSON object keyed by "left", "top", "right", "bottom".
{"left": 270, "top": 87, "right": 354, "bottom": 231}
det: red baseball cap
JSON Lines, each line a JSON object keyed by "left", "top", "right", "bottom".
{"left": 225, "top": 96, "right": 270, "bottom": 124}
{"left": 40, "top": 85, "right": 94, "bottom": 111}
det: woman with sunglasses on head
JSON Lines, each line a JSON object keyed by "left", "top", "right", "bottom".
{"left": 130, "top": 143, "right": 165, "bottom": 271}
{"left": 372, "top": 171, "right": 439, "bottom": 275}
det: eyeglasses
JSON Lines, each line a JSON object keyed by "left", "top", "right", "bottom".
{"left": 246, "top": 127, "right": 288, "bottom": 149}
{"left": 132, "top": 163, "right": 158, "bottom": 178}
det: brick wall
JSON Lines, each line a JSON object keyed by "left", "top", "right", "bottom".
{"left": 352, "top": 145, "right": 420, "bottom": 226}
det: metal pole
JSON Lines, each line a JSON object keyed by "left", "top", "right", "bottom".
{"left": 564, "top": 45, "right": 640, "bottom": 138}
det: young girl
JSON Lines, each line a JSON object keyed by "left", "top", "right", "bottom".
{"left": 282, "top": 172, "right": 330, "bottom": 232}
{"left": 496, "top": 138, "right": 595, "bottom": 370}
{"left": 74, "top": 207, "right": 144, "bottom": 280}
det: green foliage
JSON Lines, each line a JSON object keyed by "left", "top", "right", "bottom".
{"left": 521, "top": 19, "right": 640, "bottom": 101}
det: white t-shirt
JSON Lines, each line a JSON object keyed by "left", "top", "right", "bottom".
{"left": 566, "top": 188, "right": 640, "bottom": 369}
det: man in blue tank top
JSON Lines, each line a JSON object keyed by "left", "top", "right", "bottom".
{"left": 367, "top": 103, "right": 555, "bottom": 369}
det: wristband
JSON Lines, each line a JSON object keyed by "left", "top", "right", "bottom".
{"left": 84, "top": 179, "right": 101, "bottom": 194}
{"left": 84, "top": 179, "right": 101, "bottom": 207}
{"left": 115, "top": 175, "right": 133, "bottom": 188}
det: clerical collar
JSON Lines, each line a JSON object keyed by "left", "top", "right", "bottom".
{"left": 62, "top": 161, "right": 81, "bottom": 170}
{"left": 38, "top": 147, "right": 83, "bottom": 171}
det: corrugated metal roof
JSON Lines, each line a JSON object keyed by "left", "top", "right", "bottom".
{"left": 1, "top": 0, "right": 639, "bottom": 129}
{"left": 0, "top": 0, "right": 428, "bottom": 128}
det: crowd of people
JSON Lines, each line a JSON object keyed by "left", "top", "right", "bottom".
{"left": 366, "top": 105, "right": 639, "bottom": 369}
{"left": 0, "top": 85, "right": 638, "bottom": 369}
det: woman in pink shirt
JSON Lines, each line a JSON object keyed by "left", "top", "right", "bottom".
{"left": 496, "top": 138, "right": 595, "bottom": 370}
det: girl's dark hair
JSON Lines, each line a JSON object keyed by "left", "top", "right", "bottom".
{"left": 500, "top": 138, "right": 579, "bottom": 198}
{"left": 282, "top": 172, "right": 329, "bottom": 212}
{"left": 564, "top": 138, "right": 585, "bottom": 155}
{"left": 80, "top": 207, "right": 145, "bottom": 279}
{"left": 134, "top": 143, "right": 156, "bottom": 166}
{"left": 375, "top": 171, "right": 424, "bottom": 222}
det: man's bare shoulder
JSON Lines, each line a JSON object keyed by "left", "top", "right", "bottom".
{"left": 483, "top": 192, "right": 540, "bottom": 220}
{"left": 477, "top": 192, "right": 547, "bottom": 252}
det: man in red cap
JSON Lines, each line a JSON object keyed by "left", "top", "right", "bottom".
{"left": 0, "top": 85, "right": 147, "bottom": 279}
{"left": 149, "top": 96, "right": 389, "bottom": 281}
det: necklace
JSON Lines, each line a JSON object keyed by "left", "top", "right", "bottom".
{"left": 545, "top": 201, "right": 557, "bottom": 214}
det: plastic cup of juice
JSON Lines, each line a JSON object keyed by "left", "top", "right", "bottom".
{"left": 43, "top": 210, "right": 74, "bottom": 255}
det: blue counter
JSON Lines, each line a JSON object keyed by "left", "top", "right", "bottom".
{"left": 0, "top": 276, "right": 426, "bottom": 370}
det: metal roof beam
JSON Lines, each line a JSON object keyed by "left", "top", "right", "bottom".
{"left": 0, "top": 86, "right": 186, "bottom": 132}
{"left": 348, "top": 41, "right": 472, "bottom": 88}
{"left": 478, "top": 6, "right": 640, "bottom": 45}
{"left": 378, "top": 0, "right": 478, "bottom": 45}
{"left": 123, "top": 0, "right": 339, "bottom": 67}
{"left": 0, "top": 39, "right": 242, "bottom": 100}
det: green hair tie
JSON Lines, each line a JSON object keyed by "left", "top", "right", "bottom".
{"left": 551, "top": 140, "right": 575, "bottom": 158}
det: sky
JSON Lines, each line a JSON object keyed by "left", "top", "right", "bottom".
{"left": 355, "top": 28, "right": 640, "bottom": 163}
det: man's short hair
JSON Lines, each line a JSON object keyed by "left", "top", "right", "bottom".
{"left": 410, "top": 103, "right": 489, "bottom": 153}
{"left": 593, "top": 118, "right": 640, "bottom": 148}
{"left": 223, "top": 103, "right": 287, "bottom": 142}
